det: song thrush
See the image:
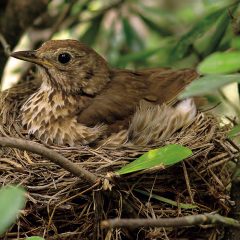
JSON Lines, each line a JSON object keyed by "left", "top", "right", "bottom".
{"left": 11, "top": 39, "right": 198, "bottom": 146}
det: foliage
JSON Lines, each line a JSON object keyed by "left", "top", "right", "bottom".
{"left": 198, "top": 52, "right": 240, "bottom": 74}
{"left": 0, "top": 185, "right": 45, "bottom": 239}
{"left": 116, "top": 144, "right": 192, "bottom": 175}
{"left": 136, "top": 189, "right": 198, "bottom": 209}
{"left": 180, "top": 74, "right": 240, "bottom": 98}
{"left": 0, "top": 185, "right": 25, "bottom": 235}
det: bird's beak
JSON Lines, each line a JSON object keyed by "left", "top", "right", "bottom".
{"left": 10, "top": 50, "right": 52, "bottom": 67}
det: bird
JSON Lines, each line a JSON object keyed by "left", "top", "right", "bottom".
{"left": 10, "top": 39, "right": 199, "bottom": 146}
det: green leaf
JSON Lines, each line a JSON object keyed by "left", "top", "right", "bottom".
{"left": 180, "top": 74, "right": 240, "bottom": 98}
{"left": 26, "top": 237, "right": 45, "bottom": 240}
{"left": 136, "top": 189, "right": 198, "bottom": 209}
{"left": 231, "top": 37, "right": 240, "bottom": 50}
{"left": 198, "top": 51, "right": 240, "bottom": 74}
{"left": 116, "top": 144, "right": 192, "bottom": 175}
{"left": 228, "top": 124, "right": 240, "bottom": 139}
{"left": 138, "top": 3, "right": 179, "bottom": 24}
{"left": 170, "top": 7, "right": 227, "bottom": 61}
{"left": 116, "top": 47, "right": 161, "bottom": 66}
{"left": 0, "top": 185, "right": 26, "bottom": 235}
{"left": 138, "top": 14, "right": 172, "bottom": 36}
{"left": 122, "top": 17, "right": 144, "bottom": 51}
{"left": 80, "top": 14, "right": 104, "bottom": 46}
{"left": 203, "top": 10, "right": 231, "bottom": 56}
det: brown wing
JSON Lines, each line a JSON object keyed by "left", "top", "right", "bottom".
{"left": 77, "top": 68, "right": 198, "bottom": 127}
{"left": 142, "top": 68, "right": 198, "bottom": 105}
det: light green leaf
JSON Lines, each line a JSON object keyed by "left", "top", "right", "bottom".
{"left": 0, "top": 185, "right": 26, "bottom": 235}
{"left": 228, "top": 124, "right": 240, "bottom": 139}
{"left": 26, "top": 237, "right": 45, "bottom": 240}
{"left": 116, "top": 144, "right": 192, "bottom": 175}
{"left": 136, "top": 189, "right": 198, "bottom": 209}
{"left": 198, "top": 52, "right": 240, "bottom": 74}
{"left": 180, "top": 74, "right": 240, "bottom": 98}
{"left": 231, "top": 37, "right": 240, "bottom": 50}
{"left": 170, "top": 7, "right": 226, "bottom": 61}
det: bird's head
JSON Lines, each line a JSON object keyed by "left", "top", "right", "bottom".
{"left": 11, "top": 39, "right": 110, "bottom": 95}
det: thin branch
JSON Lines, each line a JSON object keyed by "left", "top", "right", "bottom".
{"left": 182, "top": 161, "right": 194, "bottom": 204}
{"left": 47, "top": 181, "right": 99, "bottom": 232}
{"left": 48, "top": 0, "right": 78, "bottom": 39}
{"left": 0, "top": 0, "right": 49, "bottom": 81}
{"left": 0, "top": 137, "right": 98, "bottom": 184}
{"left": 66, "top": 0, "right": 124, "bottom": 29}
{"left": 101, "top": 214, "right": 240, "bottom": 229}
{"left": 0, "top": 33, "right": 10, "bottom": 56}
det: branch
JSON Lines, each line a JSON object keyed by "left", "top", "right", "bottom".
{"left": 0, "top": 137, "right": 98, "bottom": 184}
{"left": 101, "top": 214, "right": 240, "bottom": 229}
{"left": 0, "top": 33, "right": 10, "bottom": 56}
{"left": 0, "top": 0, "right": 48, "bottom": 81}
{"left": 66, "top": 0, "right": 124, "bottom": 29}
{"left": 48, "top": 0, "right": 78, "bottom": 40}
{"left": 0, "top": 137, "right": 138, "bottom": 221}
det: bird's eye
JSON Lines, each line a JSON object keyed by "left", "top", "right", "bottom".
{"left": 58, "top": 52, "right": 71, "bottom": 64}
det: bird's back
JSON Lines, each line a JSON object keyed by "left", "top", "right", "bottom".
{"left": 77, "top": 67, "right": 198, "bottom": 127}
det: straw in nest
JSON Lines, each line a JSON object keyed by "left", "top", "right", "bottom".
{"left": 0, "top": 80, "right": 238, "bottom": 240}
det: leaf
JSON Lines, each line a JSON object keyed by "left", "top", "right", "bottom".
{"left": 70, "top": 0, "right": 89, "bottom": 16}
{"left": 26, "top": 237, "right": 45, "bottom": 240}
{"left": 138, "top": 3, "right": 179, "bottom": 24}
{"left": 198, "top": 51, "right": 240, "bottom": 74}
{"left": 180, "top": 74, "right": 240, "bottom": 98}
{"left": 203, "top": 10, "right": 231, "bottom": 56}
{"left": 80, "top": 14, "right": 104, "bottom": 46}
{"left": 122, "top": 17, "right": 144, "bottom": 51}
{"left": 116, "top": 47, "right": 161, "bottom": 66}
{"left": 169, "top": 7, "right": 227, "bottom": 61}
{"left": 0, "top": 185, "right": 26, "bottom": 235}
{"left": 231, "top": 37, "right": 240, "bottom": 50}
{"left": 116, "top": 144, "right": 192, "bottom": 175}
{"left": 228, "top": 124, "right": 240, "bottom": 139}
{"left": 138, "top": 14, "right": 172, "bottom": 36}
{"left": 136, "top": 189, "right": 198, "bottom": 209}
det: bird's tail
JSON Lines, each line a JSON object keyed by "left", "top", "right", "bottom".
{"left": 100, "top": 99, "right": 196, "bottom": 147}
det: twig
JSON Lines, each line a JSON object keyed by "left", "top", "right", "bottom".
{"left": 47, "top": 181, "right": 99, "bottom": 235}
{"left": 101, "top": 214, "right": 240, "bottom": 229}
{"left": 182, "top": 161, "right": 194, "bottom": 204}
{"left": 66, "top": 0, "right": 124, "bottom": 28}
{"left": 81, "top": 0, "right": 124, "bottom": 23}
{"left": 0, "top": 137, "right": 138, "bottom": 222}
{"left": 0, "top": 33, "right": 10, "bottom": 56}
{"left": 0, "top": 136, "right": 98, "bottom": 184}
{"left": 0, "top": 0, "right": 48, "bottom": 80}
{"left": 48, "top": 0, "right": 78, "bottom": 39}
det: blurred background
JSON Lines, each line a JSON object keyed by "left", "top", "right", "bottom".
{"left": 0, "top": 0, "right": 240, "bottom": 125}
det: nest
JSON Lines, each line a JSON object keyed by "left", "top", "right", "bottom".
{"left": 0, "top": 80, "right": 238, "bottom": 240}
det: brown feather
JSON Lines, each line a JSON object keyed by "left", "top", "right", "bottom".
{"left": 77, "top": 68, "right": 198, "bottom": 126}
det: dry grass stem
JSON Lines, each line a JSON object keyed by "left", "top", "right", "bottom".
{"left": 0, "top": 80, "right": 237, "bottom": 239}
